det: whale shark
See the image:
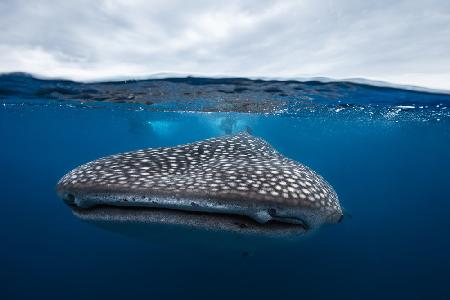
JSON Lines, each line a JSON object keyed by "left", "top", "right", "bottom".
{"left": 56, "top": 132, "right": 342, "bottom": 236}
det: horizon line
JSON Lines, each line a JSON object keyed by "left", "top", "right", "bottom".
{"left": 2, "top": 71, "right": 450, "bottom": 95}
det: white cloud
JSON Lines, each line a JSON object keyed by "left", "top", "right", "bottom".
{"left": 1, "top": 0, "right": 450, "bottom": 90}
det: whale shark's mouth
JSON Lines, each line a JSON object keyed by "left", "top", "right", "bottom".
{"left": 69, "top": 204, "right": 310, "bottom": 237}
{"left": 61, "top": 191, "right": 311, "bottom": 232}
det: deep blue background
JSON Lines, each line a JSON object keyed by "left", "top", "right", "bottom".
{"left": 1, "top": 100, "right": 450, "bottom": 299}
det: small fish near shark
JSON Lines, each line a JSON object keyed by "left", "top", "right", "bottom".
{"left": 57, "top": 132, "right": 343, "bottom": 239}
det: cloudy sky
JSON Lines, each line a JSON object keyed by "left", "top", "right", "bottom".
{"left": 1, "top": 0, "right": 449, "bottom": 90}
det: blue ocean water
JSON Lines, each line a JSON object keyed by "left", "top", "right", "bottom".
{"left": 1, "top": 75, "right": 450, "bottom": 299}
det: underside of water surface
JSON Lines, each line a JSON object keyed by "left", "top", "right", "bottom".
{"left": 1, "top": 73, "right": 450, "bottom": 299}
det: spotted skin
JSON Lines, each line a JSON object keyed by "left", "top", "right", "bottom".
{"left": 57, "top": 132, "right": 342, "bottom": 229}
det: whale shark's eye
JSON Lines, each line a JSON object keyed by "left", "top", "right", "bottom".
{"left": 64, "top": 193, "right": 75, "bottom": 204}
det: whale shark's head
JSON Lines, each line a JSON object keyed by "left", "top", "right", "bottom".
{"left": 57, "top": 132, "right": 343, "bottom": 235}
